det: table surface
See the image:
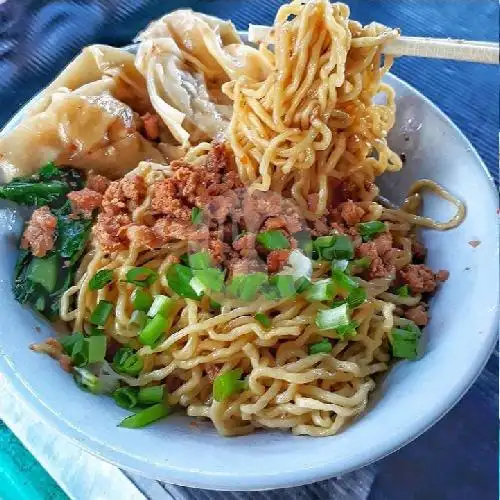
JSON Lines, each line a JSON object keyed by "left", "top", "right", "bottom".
{"left": 0, "top": 1, "right": 498, "bottom": 499}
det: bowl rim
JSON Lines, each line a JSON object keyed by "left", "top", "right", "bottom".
{"left": 0, "top": 48, "right": 498, "bottom": 491}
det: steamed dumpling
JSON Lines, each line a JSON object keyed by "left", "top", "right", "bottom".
{"left": 0, "top": 45, "right": 164, "bottom": 182}
{"left": 134, "top": 9, "right": 271, "bottom": 146}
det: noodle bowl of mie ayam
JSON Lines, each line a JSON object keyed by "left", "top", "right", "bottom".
{"left": 0, "top": 0, "right": 497, "bottom": 487}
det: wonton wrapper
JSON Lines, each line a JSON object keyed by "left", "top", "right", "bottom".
{"left": 134, "top": 9, "right": 271, "bottom": 147}
{"left": 0, "top": 45, "right": 164, "bottom": 182}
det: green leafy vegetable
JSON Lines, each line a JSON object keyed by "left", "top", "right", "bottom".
{"left": 358, "top": 221, "right": 386, "bottom": 241}
{"left": 89, "top": 269, "right": 113, "bottom": 290}
{"left": 213, "top": 369, "right": 247, "bottom": 402}
{"left": 256, "top": 230, "right": 290, "bottom": 250}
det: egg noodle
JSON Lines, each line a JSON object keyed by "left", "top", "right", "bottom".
{"left": 54, "top": 1, "right": 466, "bottom": 436}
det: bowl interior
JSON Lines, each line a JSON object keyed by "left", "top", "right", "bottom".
{"left": 0, "top": 71, "right": 498, "bottom": 490}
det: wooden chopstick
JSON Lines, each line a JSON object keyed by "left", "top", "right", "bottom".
{"left": 248, "top": 24, "right": 499, "bottom": 65}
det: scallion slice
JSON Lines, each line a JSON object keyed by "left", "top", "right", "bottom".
{"left": 166, "top": 264, "right": 202, "bottom": 300}
{"left": 129, "top": 310, "right": 147, "bottom": 330}
{"left": 147, "top": 295, "right": 174, "bottom": 318}
{"left": 139, "top": 313, "right": 168, "bottom": 347}
{"left": 347, "top": 287, "right": 367, "bottom": 309}
{"left": 315, "top": 303, "right": 350, "bottom": 331}
{"left": 113, "top": 386, "right": 139, "bottom": 409}
{"left": 270, "top": 275, "right": 296, "bottom": 298}
{"left": 85, "top": 335, "right": 107, "bottom": 364}
{"left": 332, "top": 268, "right": 359, "bottom": 291}
{"left": 132, "top": 289, "right": 153, "bottom": 312}
{"left": 255, "top": 312, "right": 271, "bottom": 328}
{"left": 348, "top": 257, "right": 372, "bottom": 274}
{"left": 118, "top": 403, "right": 170, "bottom": 429}
{"left": 60, "top": 332, "right": 84, "bottom": 356}
{"left": 73, "top": 367, "right": 103, "bottom": 394}
{"left": 228, "top": 272, "right": 268, "bottom": 301}
{"left": 112, "top": 347, "right": 144, "bottom": 376}
{"left": 390, "top": 322, "right": 422, "bottom": 360}
{"left": 332, "top": 259, "right": 349, "bottom": 272}
{"left": 213, "top": 369, "right": 247, "bottom": 402}
{"left": 192, "top": 268, "right": 225, "bottom": 292}
{"left": 191, "top": 207, "right": 203, "bottom": 225}
{"left": 304, "top": 279, "right": 336, "bottom": 302}
{"left": 138, "top": 385, "right": 165, "bottom": 405}
{"left": 89, "top": 269, "right": 113, "bottom": 290}
{"left": 308, "top": 338, "right": 332, "bottom": 355}
{"left": 126, "top": 267, "right": 158, "bottom": 288}
{"left": 395, "top": 285, "right": 410, "bottom": 297}
{"left": 336, "top": 320, "right": 359, "bottom": 340}
{"left": 188, "top": 251, "right": 212, "bottom": 270}
{"left": 358, "top": 221, "right": 386, "bottom": 241}
{"left": 295, "top": 276, "right": 312, "bottom": 293}
{"left": 256, "top": 230, "right": 290, "bottom": 250}
{"left": 90, "top": 300, "right": 113, "bottom": 326}
{"left": 314, "top": 235, "right": 354, "bottom": 261}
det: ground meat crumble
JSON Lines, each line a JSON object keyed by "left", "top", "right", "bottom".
{"left": 21, "top": 206, "right": 57, "bottom": 257}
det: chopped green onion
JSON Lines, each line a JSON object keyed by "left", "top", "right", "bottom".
{"left": 228, "top": 272, "right": 268, "bottom": 301}
{"left": 304, "top": 279, "right": 336, "bottom": 302}
{"left": 192, "top": 268, "right": 225, "bottom": 292}
{"left": 295, "top": 276, "right": 312, "bottom": 293}
{"left": 191, "top": 206, "right": 203, "bottom": 225}
{"left": 315, "top": 303, "right": 350, "bottom": 331}
{"left": 89, "top": 269, "right": 113, "bottom": 290}
{"left": 329, "top": 235, "right": 354, "bottom": 260}
{"left": 286, "top": 249, "right": 313, "bottom": 280}
{"left": 395, "top": 285, "right": 410, "bottom": 297}
{"left": 166, "top": 264, "right": 202, "bottom": 300}
{"left": 209, "top": 299, "right": 221, "bottom": 310}
{"left": 60, "top": 332, "right": 84, "bottom": 356}
{"left": 113, "top": 347, "right": 143, "bottom": 376}
{"left": 332, "top": 259, "right": 349, "bottom": 272}
{"left": 129, "top": 310, "right": 147, "bottom": 330}
{"left": 332, "top": 268, "right": 359, "bottom": 291}
{"left": 132, "top": 289, "right": 153, "bottom": 311}
{"left": 313, "top": 235, "right": 354, "bottom": 261}
{"left": 113, "top": 387, "right": 139, "bottom": 409}
{"left": 213, "top": 369, "right": 247, "bottom": 402}
{"left": 336, "top": 320, "right": 359, "bottom": 339}
{"left": 256, "top": 230, "right": 290, "bottom": 250}
{"left": 85, "top": 335, "right": 107, "bottom": 364}
{"left": 139, "top": 313, "right": 168, "bottom": 347}
{"left": 261, "top": 283, "right": 280, "bottom": 300}
{"left": 125, "top": 267, "right": 158, "bottom": 288}
{"left": 270, "top": 275, "right": 296, "bottom": 298}
{"left": 90, "top": 300, "right": 113, "bottom": 326}
{"left": 255, "top": 312, "right": 271, "bottom": 328}
{"left": 188, "top": 251, "right": 212, "bottom": 270}
{"left": 147, "top": 295, "right": 174, "bottom": 318}
{"left": 138, "top": 385, "right": 165, "bottom": 405}
{"left": 348, "top": 257, "right": 372, "bottom": 273}
{"left": 358, "top": 221, "right": 386, "bottom": 241}
{"left": 308, "top": 338, "right": 332, "bottom": 355}
{"left": 118, "top": 403, "right": 170, "bottom": 429}
{"left": 390, "top": 322, "right": 422, "bottom": 360}
{"left": 73, "top": 367, "right": 104, "bottom": 394}
{"left": 89, "top": 326, "right": 105, "bottom": 336}
{"left": 27, "top": 254, "right": 58, "bottom": 292}
{"left": 347, "top": 287, "right": 367, "bottom": 309}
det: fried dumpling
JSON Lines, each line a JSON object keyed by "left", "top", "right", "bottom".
{"left": 0, "top": 45, "right": 165, "bottom": 182}
{"left": 134, "top": 9, "right": 271, "bottom": 147}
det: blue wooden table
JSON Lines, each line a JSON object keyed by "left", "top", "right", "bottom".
{"left": 0, "top": 1, "right": 498, "bottom": 498}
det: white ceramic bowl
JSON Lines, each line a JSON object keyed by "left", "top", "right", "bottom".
{"left": 0, "top": 56, "right": 498, "bottom": 490}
